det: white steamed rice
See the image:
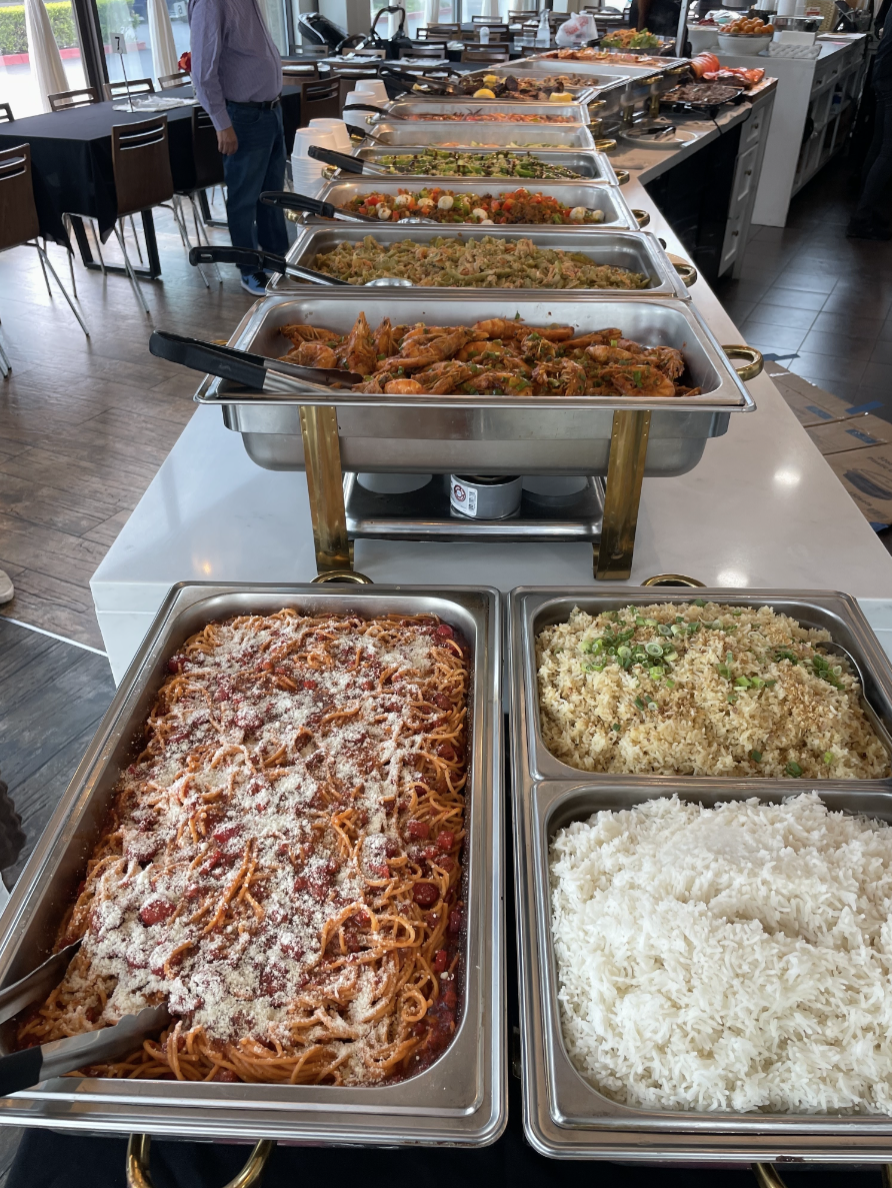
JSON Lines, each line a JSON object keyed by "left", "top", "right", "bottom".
{"left": 550, "top": 793, "right": 892, "bottom": 1114}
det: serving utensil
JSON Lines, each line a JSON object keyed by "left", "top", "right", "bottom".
{"left": 187, "top": 245, "right": 414, "bottom": 288}
{"left": 259, "top": 189, "right": 437, "bottom": 226}
{"left": 306, "top": 145, "right": 390, "bottom": 176}
{"left": 0, "top": 940, "right": 170, "bottom": 1097}
{"left": 148, "top": 330, "right": 362, "bottom": 394}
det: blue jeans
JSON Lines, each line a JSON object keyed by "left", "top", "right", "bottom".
{"left": 223, "top": 101, "right": 288, "bottom": 275}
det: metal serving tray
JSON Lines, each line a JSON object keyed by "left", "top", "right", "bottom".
{"left": 348, "top": 145, "right": 617, "bottom": 182}
{"left": 197, "top": 295, "right": 755, "bottom": 476}
{"left": 411, "top": 76, "right": 603, "bottom": 104}
{"left": 270, "top": 226, "right": 684, "bottom": 297}
{"left": 380, "top": 99, "right": 594, "bottom": 123}
{"left": 512, "top": 779, "right": 892, "bottom": 1160}
{"left": 314, "top": 178, "right": 640, "bottom": 231}
{"left": 513, "top": 58, "right": 663, "bottom": 82}
{"left": 0, "top": 582, "right": 504, "bottom": 1145}
{"left": 511, "top": 588, "right": 892, "bottom": 788}
{"left": 362, "top": 122, "right": 597, "bottom": 151}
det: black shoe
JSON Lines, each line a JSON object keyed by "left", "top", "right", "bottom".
{"left": 846, "top": 217, "right": 892, "bottom": 241}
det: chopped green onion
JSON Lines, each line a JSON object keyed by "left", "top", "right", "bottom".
{"left": 634, "top": 696, "right": 646, "bottom": 711}
{"left": 750, "top": 677, "right": 764, "bottom": 689}
{"left": 649, "top": 666, "right": 663, "bottom": 679}
{"left": 665, "top": 677, "right": 675, "bottom": 688}
{"left": 750, "top": 749, "right": 762, "bottom": 763}
{"left": 675, "top": 616, "right": 684, "bottom": 624}
{"left": 824, "top": 751, "right": 834, "bottom": 764}
{"left": 785, "top": 760, "right": 803, "bottom": 777}
{"left": 733, "top": 609, "right": 743, "bottom": 616}
{"left": 645, "top": 642, "right": 663, "bottom": 657}
{"left": 727, "top": 694, "right": 737, "bottom": 704}
{"left": 764, "top": 679, "right": 777, "bottom": 688}
{"left": 694, "top": 598, "right": 706, "bottom": 607}
{"left": 735, "top": 676, "right": 751, "bottom": 688}
{"left": 726, "top": 652, "right": 733, "bottom": 665}
{"left": 617, "top": 645, "right": 632, "bottom": 660}
{"left": 686, "top": 622, "right": 700, "bottom": 634}
{"left": 580, "top": 639, "right": 594, "bottom": 654}
{"left": 716, "top": 664, "right": 731, "bottom": 679}
{"left": 611, "top": 722, "right": 620, "bottom": 732}
{"left": 658, "top": 624, "right": 673, "bottom": 638}
{"left": 643, "top": 618, "right": 658, "bottom": 627}
{"left": 647, "top": 700, "right": 657, "bottom": 711}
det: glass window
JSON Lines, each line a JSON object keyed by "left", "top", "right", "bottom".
{"left": 369, "top": 0, "right": 433, "bottom": 39}
{"left": 0, "top": 0, "right": 87, "bottom": 117}
{"left": 100, "top": 0, "right": 192, "bottom": 87}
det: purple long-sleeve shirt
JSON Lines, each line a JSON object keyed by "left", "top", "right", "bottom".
{"left": 187, "top": 0, "right": 283, "bottom": 131}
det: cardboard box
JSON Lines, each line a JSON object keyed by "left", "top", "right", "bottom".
{"left": 767, "top": 364, "right": 885, "bottom": 427}
{"left": 825, "top": 444, "right": 892, "bottom": 526}
{"left": 806, "top": 414, "right": 891, "bottom": 456}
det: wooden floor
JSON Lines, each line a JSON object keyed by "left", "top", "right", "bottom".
{"left": 0, "top": 200, "right": 256, "bottom": 650}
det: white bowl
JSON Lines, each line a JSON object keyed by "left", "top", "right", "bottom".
{"left": 688, "top": 24, "right": 719, "bottom": 51}
{"left": 717, "top": 31, "right": 772, "bottom": 54}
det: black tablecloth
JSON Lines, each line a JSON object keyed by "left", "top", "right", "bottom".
{"left": 0, "top": 85, "right": 302, "bottom": 246}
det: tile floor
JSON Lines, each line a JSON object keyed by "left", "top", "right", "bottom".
{"left": 715, "top": 169, "right": 892, "bottom": 416}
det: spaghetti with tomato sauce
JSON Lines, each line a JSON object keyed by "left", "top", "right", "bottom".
{"left": 17, "top": 610, "right": 470, "bottom": 1086}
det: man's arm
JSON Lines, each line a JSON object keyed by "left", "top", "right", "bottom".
{"left": 189, "top": 0, "right": 237, "bottom": 152}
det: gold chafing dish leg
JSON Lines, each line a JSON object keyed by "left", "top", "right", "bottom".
{"left": 594, "top": 408, "right": 651, "bottom": 581}
{"left": 751, "top": 1165, "right": 789, "bottom": 1188}
{"left": 299, "top": 404, "right": 355, "bottom": 576}
{"left": 126, "top": 1135, "right": 275, "bottom": 1187}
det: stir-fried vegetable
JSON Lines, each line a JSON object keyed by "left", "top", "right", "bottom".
{"left": 342, "top": 187, "right": 606, "bottom": 226}
{"left": 373, "top": 149, "right": 582, "bottom": 179}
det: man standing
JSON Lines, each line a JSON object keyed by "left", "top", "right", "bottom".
{"left": 848, "top": 6, "right": 892, "bottom": 240}
{"left": 188, "top": 0, "right": 289, "bottom": 293}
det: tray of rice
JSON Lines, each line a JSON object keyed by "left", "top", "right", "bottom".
{"left": 511, "top": 589, "right": 892, "bottom": 786}
{"left": 511, "top": 778, "right": 892, "bottom": 1158}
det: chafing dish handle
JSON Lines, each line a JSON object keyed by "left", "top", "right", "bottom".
{"left": 188, "top": 245, "right": 287, "bottom": 275}
{"left": 127, "top": 1136, "right": 275, "bottom": 1188}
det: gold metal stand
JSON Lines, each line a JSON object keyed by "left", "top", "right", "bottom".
{"left": 299, "top": 404, "right": 370, "bottom": 581}
{"left": 751, "top": 1165, "right": 788, "bottom": 1188}
{"left": 126, "top": 1136, "right": 275, "bottom": 1188}
{"left": 594, "top": 409, "right": 651, "bottom": 581}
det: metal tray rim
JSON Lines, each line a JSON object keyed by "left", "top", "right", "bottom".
{"left": 0, "top": 581, "right": 505, "bottom": 1144}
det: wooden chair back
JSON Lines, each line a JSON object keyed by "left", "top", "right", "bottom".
{"left": 158, "top": 71, "right": 190, "bottom": 89}
{"left": 189, "top": 106, "right": 224, "bottom": 191}
{"left": 0, "top": 144, "right": 39, "bottom": 251}
{"left": 518, "top": 42, "right": 543, "bottom": 53}
{"left": 48, "top": 87, "right": 98, "bottom": 111}
{"left": 461, "top": 45, "right": 511, "bottom": 60}
{"left": 299, "top": 77, "right": 340, "bottom": 125}
{"left": 508, "top": 9, "right": 534, "bottom": 20}
{"left": 471, "top": 18, "right": 509, "bottom": 30}
{"left": 425, "top": 22, "right": 460, "bottom": 34}
{"left": 111, "top": 116, "right": 174, "bottom": 217}
{"left": 103, "top": 78, "right": 156, "bottom": 101}
{"left": 0, "top": 104, "right": 12, "bottom": 123}
{"left": 405, "top": 41, "right": 448, "bottom": 56}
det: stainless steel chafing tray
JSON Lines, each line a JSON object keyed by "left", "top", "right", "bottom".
{"left": 361, "top": 122, "right": 597, "bottom": 151}
{"left": 348, "top": 145, "right": 617, "bottom": 182}
{"left": 378, "top": 99, "right": 594, "bottom": 123}
{"left": 196, "top": 294, "right": 755, "bottom": 476}
{"left": 512, "top": 778, "right": 892, "bottom": 1161}
{"left": 408, "top": 76, "right": 603, "bottom": 104}
{"left": 0, "top": 582, "right": 504, "bottom": 1145}
{"left": 269, "top": 226, "right": 685, "bottom": 298}
{"left": 312, "top": 177, "right": 640, "bottom": 232}
{"left": 511, "top": 588, "right": 892, "bottom": 788}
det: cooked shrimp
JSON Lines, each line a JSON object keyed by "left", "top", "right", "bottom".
{"left": 384, "top": 379, "right": 425, "bottom": 394}
{"left": 639, "top": 345, "right": 685, "bottom": 379}
{"left": 372, "top": 317, "right": 396, "bottom": 360}
{"left": 280, "top": 324, "right": 341, "bottom": 345}
{"left": 399, "top": 326, "right": 475, "bottom": 362}
{"left": 411, "top": 362, "right": 474, "bottom": 393}
{"left": 533, "top": 324, "right": 575, "bottom": 342}
{"left": 472, "top": 318, "right": 526, "bottom": 339}
{"left": 339, "top": 311, "right": 377, "bottom": 377}
{"left": 557, "top": 359, "right": 587, "bottom": 396}
{"left": 521, "top": 333, "right": 558, "bottom": 361}
{"left": 284, "top": 341, "right": 338, "bottom": 369}
{"left": 602, "top": 364, "right": 676, "bottom": 397}
{"left": 585, "top": 345, "right": 637, "bottom": 364}
{"left": 467, "top": 370, "right": 533, "bottom": 395}
{"left": 352, "top": 376, "right": 384, "bottom": 393}
{"left": 564, "top": 329, "right": 623, "bottom": 349}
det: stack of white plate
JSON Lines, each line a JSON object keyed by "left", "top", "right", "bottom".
{"left": 308, "top": 118, "right": 352, "bottom": 152}
{"left": 343, "top": 90, "right": 376, "bottom": 131}
{"left": 291, "top": 127, "right": 337, "bottom": 199}
{"left": 354, "top": 78, "right": 389, "bottom": 105}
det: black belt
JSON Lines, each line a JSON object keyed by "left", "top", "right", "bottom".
{"left": 226, "top": 96, "right": 281, "bottom": 110}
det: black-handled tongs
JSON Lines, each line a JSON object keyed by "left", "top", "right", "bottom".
{"left": 343, "top": 101, "right": 399, "bottom": 119}
{"left": 149, "top": 330, "right": 362, "bottom": 394}
{"left": 379, "top": 65, "right": 456, "bottom": 95}
{"left": 187, "top": 245, "right": 350, "bottom": 287}
{"left": 306, "top": 144, "right": 390, "bottom": 176}
{"left": 260, "top": 190, "right": 437, "bottom": 226}
{"left": 0, "top": 942, "right": 170, "bottom": 1097}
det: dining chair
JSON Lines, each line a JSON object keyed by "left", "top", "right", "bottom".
{"left": 471, "top": 18, "right": 509, "bottom": 31}
{"left": 48, "top": 87, "right": 99, "bottom": 111}
{"left": 405, "top": 41, "right": 448, "bottom": 57}
{"left": 416, "top": 27, "right": 449, "bottom": 39}
{"left": 173, "top": 106, "right": 224, "bottom": 287}
{"left": 424, "top": 22, "right": 460, "bottom": 36}
{"left": 110, "top": 115, "right": 174, "bottom": 312}
{"left": 102, "top": 78, "right": 156, "bottom": 101}
{"left": 303, "top": 74, "right": 349, "bottom": 118}
{"left": 0, "top": 105, "right": 11, "bottom": 123}
{"left": 461, "top": 45, "right": 511, "bottom": 61}
{"left": 508, "top": 9, "right": 534, "bottom": 20}
{"left": 518, "top": 42, "right": 543, "bottom": 53}
{"left": 0, "top": 143, "right": 88, "bottom": 375}
{"left": 158, "top": 71, "right": 190, "bottom": 89}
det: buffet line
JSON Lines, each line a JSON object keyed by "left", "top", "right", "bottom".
{"left": 4, "top": 54, "right": 878, "bottom": 1187}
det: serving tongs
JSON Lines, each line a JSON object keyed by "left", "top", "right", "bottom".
{"left": 149, "top": 330, "right": 362, "bottom": 395}
{"left": 306, "top": 145, "right": 391, "bottom": 176}
{"left": 187, "top": 245, "right": 414, "bottom": 289}
{"left": 0, "top": 941, "right": 170, "bottom": 1096}
{"left": 260, "top": 190, "right": 438, "bottom": 226}
{"left": 379, "top": 65, "right": 457, "bottom": 96}
{"left": 187, "top": 245, "right": 351, "bottom": 287}
{"left": 343, "top": 101, "right": 403, "bottom": 120}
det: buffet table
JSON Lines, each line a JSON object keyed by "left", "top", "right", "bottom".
{"left": 90, "top": 175, "right": 892, "bottom": 682}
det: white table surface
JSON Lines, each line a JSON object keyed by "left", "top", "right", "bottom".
{"left": 91, "top": 180, "right": 892, "bottom": 683}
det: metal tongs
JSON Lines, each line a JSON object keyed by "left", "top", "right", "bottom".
{"left": 260, "top": 190, "right": 438, "bottom": 226}
{"left": 0, "top": 941, "right": 170, "bottom": 1097}
{"left": 306, "top": 144, "right": 391, "bottom": 176}
{"left": 379, "top": 65, "right": 458, "bottom": 96}
{"left": 148, "top": 330, "right": 363, "bottom": 395}
{"left": 187, "top": 245, "right": 351, "bottom": 287}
